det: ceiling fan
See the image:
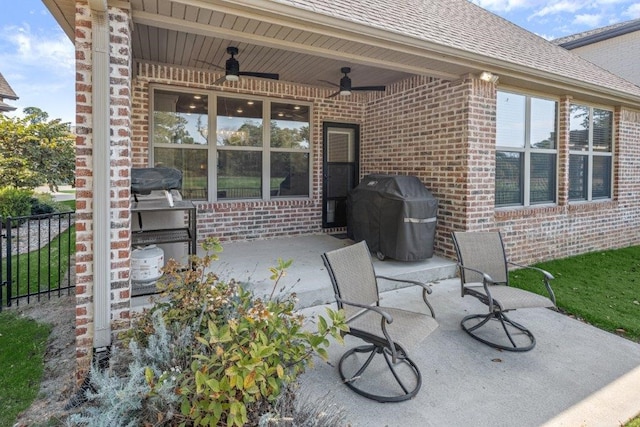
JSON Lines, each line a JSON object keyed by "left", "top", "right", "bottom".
{"left": 321, "top": 67, "right": 386, "bottom": 98}
{"left": 197, "top": 46, "right": 280, "bottom": 85}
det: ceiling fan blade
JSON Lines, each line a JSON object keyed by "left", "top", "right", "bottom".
{"left": 352, "top": 85, "right": 386, "bottom": 91}
{"left": 318, "top": 79, "right": 340, "bottom": 88}
{"left": 213, "top": 75, "right": 228, "bottom": 85}
{"left": 327, "top": 91, "right": 341, "bottom": 98}
{"left": 194, "top": 59, "right": 224, "bottom": 71}
{"left": 239, "top": 71, "right": 279, "bottom": 80}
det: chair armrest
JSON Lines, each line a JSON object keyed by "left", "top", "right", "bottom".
{"left": 507, "top": 262, "right": 556, "bottom": 305}
{"left": 335, "top": 294, "right": 401, "bottom": 362}
{"left": 457, "top": 264, "right": 497, "bottom": 311}
{"left": 376, "top": 276, "right": 436, "bottom": 318}
{"left": 335, "top": 295, "right": 393, "bottom": 324}
{"left": 376, "top": 275, "right": 432, "bottom": 294}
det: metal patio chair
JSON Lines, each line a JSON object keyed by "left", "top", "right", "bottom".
{"left": 451, "top": 231, "right": 556, "bottom": 352}
{"left": 321, "top": 240, "right": 438, "bottom": 402}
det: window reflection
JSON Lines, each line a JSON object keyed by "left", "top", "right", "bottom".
{"left": 153, "top": 90, "right": 208, "bottom": 145}
{"left": 216, "top": 97, "right": 263, "bottom": 147}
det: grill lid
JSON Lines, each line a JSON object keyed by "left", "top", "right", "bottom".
{"left": 131, "top": 167, "right": 182, "bottom": 195}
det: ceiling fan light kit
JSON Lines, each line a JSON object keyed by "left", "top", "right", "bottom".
{"left": 322, "top": 67, "right": 386, "bottom": 98}
{"left": 198, "top": 46, "right": 279, "bottom": 85}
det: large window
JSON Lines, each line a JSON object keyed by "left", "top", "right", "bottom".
{"left": 151, "top": 88, "right": 311, "bottom": 200}
{"left": 569, "top": 104, "right": 613, "bottom": 201}
{"left": 495, "top": 91, "right": 558, "bottom": 207}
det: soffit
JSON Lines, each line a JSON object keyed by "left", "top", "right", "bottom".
{"left": 43, "top": 0, "right": 640, "bottom": 107}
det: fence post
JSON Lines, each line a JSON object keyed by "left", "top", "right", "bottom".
{"left": 5, "top": 217, "right": 12, "bottom": 307}
{"left": 0, "top": 216, "right": 4, "bottom": 311}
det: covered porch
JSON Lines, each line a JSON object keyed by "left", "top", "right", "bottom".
{"left": 140, "top": 234, "right": 640, "bottom": 426}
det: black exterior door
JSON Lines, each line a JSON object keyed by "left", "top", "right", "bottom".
{"left": 322, "top": 123, "right": 359, "bottom": 228}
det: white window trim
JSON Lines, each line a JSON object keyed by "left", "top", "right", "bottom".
{"left": 568, "top": 104, "right": 614, "bottom": 203}
{"left": 149, "top": 84, "right": 313, "bottom": 202}
{"left": 495, "top": 90, "right": 559, "bottom": 208}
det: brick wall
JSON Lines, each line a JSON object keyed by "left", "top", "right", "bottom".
{"left": 130, "top": 65, "right": 640, "bottom": 264}
{"left": 74, "top": 1, "right": 132, "bottom": 379}
{"left": 132, "top": 63, "right": 365, "bottom": 241}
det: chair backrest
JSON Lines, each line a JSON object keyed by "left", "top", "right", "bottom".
{"left": 451, "top": 231, "right": 509, "bottom": 285}
{"left": 322, "top": 240, "right": 380, "bottom": 321}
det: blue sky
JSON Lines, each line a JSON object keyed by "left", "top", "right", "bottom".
{"left": 1, "top": 0, "right": 640, "bottom": 125}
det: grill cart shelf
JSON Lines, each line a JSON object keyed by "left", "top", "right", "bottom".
{"left": 131, "top": 200, "right": 197, "bottom": 254}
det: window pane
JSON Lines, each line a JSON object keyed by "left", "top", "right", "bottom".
{"left": 216, "top": 97, "right": 263, "bottom": 147}
{"left": 569, "top": 154, "right": 588, "bottom": 200}
{"left": 217, "top": 151, "right": 262, "bottom": 199}
{"left": 593, "top": 109, "right": 613, "bottom": 152}
{"left": 530, "top": 98, "right": 557, "bottom": 149}
{"left": 154, "top": 147, "right": 208, "bottom": 200}
{"left": 569, "top": 104, "right": 589, "bottom": 151}
{"left": 270, "top": 103, "right": 310, "bottom": 149}
{"left": 271, "top": 152, "right": 310, "bottom": 197}
{"left": 592, "top": 156, "right": 612, "bottom": 198}
{"left": 495, "top": 151, "right": 523, "bottom": 206}
{"left": 496, "top": 92, "right": 525, "bottom": 148}
{"left": 530, "top": 153, "right": 556, "bottom": 204}
{"left": 153, "top": 90, "right": 208, "bottom": 145}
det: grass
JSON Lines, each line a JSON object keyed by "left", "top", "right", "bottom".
{"left": 0, "top": 311, "right": 51, "bottom": 426}
{"left": 510, "top": 245, "right": 640, "bottom": 342}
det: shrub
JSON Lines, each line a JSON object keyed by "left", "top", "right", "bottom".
{"left": 30, "top": 193, "right": 57, "bottom": 215}
{"left": 70, "top": 237, "right": 348, "bottom": 426}
{"left": 0, "top": 187, "right": 33, "bottom": 220}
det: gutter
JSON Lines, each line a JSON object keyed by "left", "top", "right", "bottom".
{"left": 559, "top": 21, "right": 640, "bottom": 50}
{"left": 65, "top": 0, "right": 111, "bottom": 409}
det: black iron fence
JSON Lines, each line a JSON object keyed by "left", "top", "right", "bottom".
{"left": 0, "top": 211, "right": 75, "bottom": 310}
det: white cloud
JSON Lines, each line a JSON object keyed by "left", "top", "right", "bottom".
{"left": 1, "top": 24, "right": 74, "bottom": 73}
{"left": 625, "top": 3, "right": 640, "bottom": 18}
{"left": 470, "top": 0, "right": 530, "bottom": 12}
{"left": 572, "top": 13, "right": 603, "bottom": 27}
{"left": 530, "top": 1, "right": 583, "bottom": 18}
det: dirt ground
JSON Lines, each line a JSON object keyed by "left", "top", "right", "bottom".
{"left": 10, "top": 293, "right": 78, "bottom": 426}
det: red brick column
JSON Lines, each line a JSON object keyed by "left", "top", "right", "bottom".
{"left": 74, "top": 0, "right": 132, "bottom": 380}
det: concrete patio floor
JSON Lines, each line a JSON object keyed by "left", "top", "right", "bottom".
{"left": 212, "top": 234, "right": 640, "bottom": 427}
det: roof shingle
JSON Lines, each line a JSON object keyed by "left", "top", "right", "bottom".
{"left": 273, "top": 0, "right": 640, "bottom": 99}
{"left": 0, "top": 72, "right": 18, "bottom": 101}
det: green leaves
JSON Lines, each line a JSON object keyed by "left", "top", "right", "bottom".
{"left": 0, "top": 108, "right": 75, "bottom": 191}
{"left": 124, "top": 240, "right": 349, "bottom": 426}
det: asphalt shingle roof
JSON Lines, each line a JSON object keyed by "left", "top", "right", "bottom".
{"left": 553, "top": 18, "right": 640, "bottom": 47}
{"left": 273, "top": 0, "right": 640, "bottom": 99}
{"left": 0, "top": 72, "right": 18, "bottom": 100}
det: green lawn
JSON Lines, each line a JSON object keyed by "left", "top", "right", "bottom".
{"left": 510, "top": 245, "right": 640, "bottom": 342}
{"left": 0, "top": 311, "right": 51, "bottom": 426}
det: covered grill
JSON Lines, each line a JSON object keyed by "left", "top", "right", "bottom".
{"left": 131, "top": 167, "right": 182, "bottom": 206}
{"left": 347, "top": 174, "right": 438, "bottom": 261}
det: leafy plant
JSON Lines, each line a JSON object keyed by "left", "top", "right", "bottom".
{"left": 0, "top": 187, "right": 33, "bottom": 220}
{"left": 74, "top": 237, "right": 348, "bottom": 426}
{"left": 0, "top": 107, "right": 75, "bottom": 191}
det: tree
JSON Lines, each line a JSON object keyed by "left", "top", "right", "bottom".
{"left": 0, "top": 107, "right": 75, "bottom": 191}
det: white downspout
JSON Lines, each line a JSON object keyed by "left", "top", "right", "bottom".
{"left": 90, "top": 0, "right": 111, "bottom": 351}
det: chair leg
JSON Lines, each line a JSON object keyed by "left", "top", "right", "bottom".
{"left": 461, "top": 311, "right": 536, "bottom": 352}
{"left": 338, "top": 344, "right": 422, "bottom": 402}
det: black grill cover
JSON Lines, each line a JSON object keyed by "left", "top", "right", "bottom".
{"left": 347, "top": 174, "right": 437, "bottom": 261}
{"left": 131, "top": 167, "right": 182, "bottom": 195}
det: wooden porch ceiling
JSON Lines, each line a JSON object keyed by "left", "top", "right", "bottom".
{"left": 45, "top": 0, "right": 483, "bottom": 90}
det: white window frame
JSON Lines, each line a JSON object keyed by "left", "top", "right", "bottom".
{"left": 495, "top": 90, "right": 558, "bottom": 208}
{"left": 568, "top": 103, "right": 614, "bottom": 202}
{"left": 149, "top": 85, "right": 313, "bottom": 201}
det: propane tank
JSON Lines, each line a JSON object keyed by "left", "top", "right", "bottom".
{"left": 131, "top": 245, "right": 164, "bottom": 287}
